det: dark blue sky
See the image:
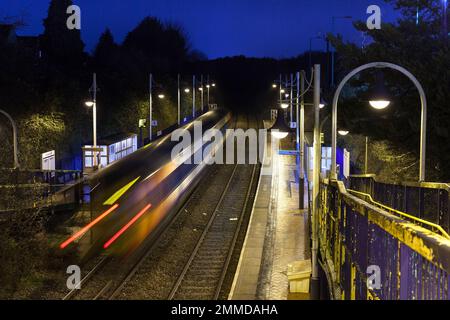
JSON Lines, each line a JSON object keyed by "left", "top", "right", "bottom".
{"left": 1, "top": 0, "right": 399, "bottom": 59}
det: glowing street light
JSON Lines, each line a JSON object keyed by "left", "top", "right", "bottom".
{"left": 331, "top": 62, "right": 427, "bottom": 182}
{"left": 158, "top": 94, "right": 165, "bottom": 99}
{"left": 280, "top": 103, "right": 289, "bottom": 109}
{"left": 184, "top": 88, "right": 190, "bottom": 93}
{"left": 369, "top": 72, "right": 391, "bottom": 110}
{"left": 272, "top": 84, "right": 277, "bottom": 88}
{"left": 269, "top": 111, "right": 292, "bottom": 139}
{"left": 85, "top": 101, "right": 94, "bottom": 107}
{"left": 319, "top": 97, "right": 327, "bottom": 109}
{"left": 338, "top": 130, "right": 349, "bottom": 136}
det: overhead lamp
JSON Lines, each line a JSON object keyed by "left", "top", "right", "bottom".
{"left": 269, "top": 111, "right": 292, "bottom": 139}
{"left": 369, "top": 71, "right": 391, "bottom": 110}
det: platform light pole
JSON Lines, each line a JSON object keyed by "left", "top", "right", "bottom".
{"left": 442, "top": 0, "right": 448, "bottom": 38}
{"left": 298, "top": 71, "right": 305, "bottom": 210}
{"left": 311, "top": 64, "right": 321, "bottom": 300}
{"left": 149, "top": 73, "right": 153, "bottom": 142}
{"left": 365, "top": 136, "right": 369, "bottom": 174}
{"left": 0, "top": 109, "right": 19, "bottom": 168}
{"left": 200, "top": 75, "right": 204, "bottom": 113}
{"left": 177, "top": 74, "right": 181, "bottom": 126}
{"left": 290, "top": 73, "right": 294, "bottom": 124}
{"left": 192, "top": 75, "right": 196, "bottom": 119}
{"left": 331, "top": 62, "right": 427, "bottom": 182}
{"left": 207, "top": 75, "right": 210, "bottom": 107}
{"left": 85, "top": 73, "right": 99, "bottom": 167}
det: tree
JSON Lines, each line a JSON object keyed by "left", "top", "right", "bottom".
{"left": 41, "top": 0, "right": 85, "bottom": 67}
{"left": 93, "top": 28, "right": 119, "bottom": 69}
{"left": 330, "top": 0, "right": 450, "bottom": 181}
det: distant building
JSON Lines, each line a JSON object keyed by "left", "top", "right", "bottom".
{"left": 82, "top": 133, "right": 138, "bottom": 173}
{"left": 17, "top": 35, "right": 42, "bottom": 59}
{"left": 0, "top": 23, "right": 42, "bottom": 58}
{"left": 0, "top": 24, "right": 17, "bottom": 45}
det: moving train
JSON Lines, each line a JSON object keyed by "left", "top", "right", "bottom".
{"left": 60, "top": 108, "right": 231, "bottom": 259}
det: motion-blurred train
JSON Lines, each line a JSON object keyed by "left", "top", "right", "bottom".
{"left": 60, "top": 108, "right": 231, "bottom": 259}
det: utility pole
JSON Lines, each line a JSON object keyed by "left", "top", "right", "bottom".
{"left": 299, "top": 71, "right": 305, "bottom": 210}
{"left": 279, "top": 74, "right": 282, "bottom": 104}
{"left": 177, "top": 74, "right": 181, "bottom": 125}
{"left": 192, "top": 75, "right": 196, "bottom": 118}
{"left": 92, "top": 73, "right": 98, "bottom": 167}
{"left": 207, "top": 75, "right": 210, "bottom": 107}
{"left": 149, "top": 74, "right": 153, "bottom": 142}
{"left": 290, "top": 73, "right": 294, "bottom": 124}
{"left": 201, "top": 74, "right": 204, "bottom": 114}
{"left": 311, "top": 64, "right": 321, "bottom": 300}
{"left": 0, "top": 109, "right": 19, "bottom": 168}
{"left": 365, "top": 136, "right": 369, "bottom": 174}
{"left": 443, "top": 0, "right": 448, "bottom": 39}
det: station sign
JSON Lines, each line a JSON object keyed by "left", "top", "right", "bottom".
{"left": 41, "top": 150, "right": 56, "bottom": 171}
{"left": 139, "top": 119, "right": 147, "bottom": 128}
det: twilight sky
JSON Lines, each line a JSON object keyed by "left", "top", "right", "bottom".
{"left": 1, "top": 0, "right": 399, "bottom": 59}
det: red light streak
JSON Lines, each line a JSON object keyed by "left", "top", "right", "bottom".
{"left": 60, "top": 204, "right": 119, "bottom": 249}
{"left": 103, "top": 204, "right": 152, "bottom": 249}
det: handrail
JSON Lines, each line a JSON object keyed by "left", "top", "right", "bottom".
{"left": 349, "top": 174, "right": 450, "bottom": 192}
{"left": 347, "top": 188, "right": 450, "bottom": 239}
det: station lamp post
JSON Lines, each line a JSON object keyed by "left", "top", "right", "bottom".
{"left": 85, "top": 73, "right": 98, "bottom": 167}
{"left": 207, "top": 78, "right": 216, "bottom": 108}
{"left": 177, "top": 74, "right": 181, "bottom": 125}
{"left": 148, "top": 74, "right": 166, "bottom": 142}
{"left": 331, "top": 62, "right": 427, "bottom": 182}
{"left": 200, "top": 75, "right": 204, "bottom": 113}
{"left": 193, "top": 75, "right": 196, "bottom": 119}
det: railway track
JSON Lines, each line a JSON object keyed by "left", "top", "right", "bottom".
{"left": 62, "top": 114, "right": 260, "bottom": 300}
{"left": 167, "top": 115, "right": 259, "bottom": 300}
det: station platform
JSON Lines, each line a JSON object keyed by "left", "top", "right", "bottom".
{"left": 229, "top": 136, "right": 311, "bottom": 300}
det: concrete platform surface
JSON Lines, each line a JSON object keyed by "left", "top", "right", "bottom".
{"left": 229, "top": 138, "right": 310, "bottom": 300}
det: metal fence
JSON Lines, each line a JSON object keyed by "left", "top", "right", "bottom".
{"left": 0, "top": 169, "right": 84, "bottom": 212}
{"left": 319, "top": 179, "right": 450, "bottom": 300}
{"left": 349, "top": 175, "right": 450, "bottom": 234}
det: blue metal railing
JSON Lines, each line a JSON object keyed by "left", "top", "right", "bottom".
{"left": 349, "top": 175, "right": 450, "bottom": 233}
{"left": 319, "top": 179, "right": 450, "bottom": 300}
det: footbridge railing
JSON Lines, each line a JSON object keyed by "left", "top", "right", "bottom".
{"left": 349, "top": 175, "right": 450, "bottom": 234}
{"left": 319, "top": 179, "right": 450, "bottom": 300}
